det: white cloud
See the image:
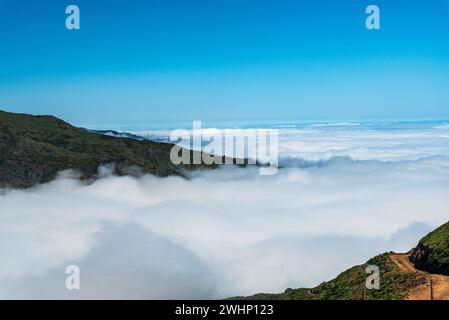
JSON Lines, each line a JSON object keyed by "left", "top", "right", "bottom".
{"left": 1, "top": 122, "right": 449, "bottom": 298}
{"left": 129, "top": 121, "right": 449, "bottom": 161}
{"left": 1, "top": 152, "right": 448, "bottom": 298}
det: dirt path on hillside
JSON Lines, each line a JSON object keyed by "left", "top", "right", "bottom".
{"left": 390, "top": 254, "right": 416, "bottom": 273}
{"left": 389, "top": 254, "right": 449, "bottom": 300}
{"left": 431, "top": 275, "right": 449, "bottom": 300}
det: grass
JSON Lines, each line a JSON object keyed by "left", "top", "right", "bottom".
{"left": 231, "top": 253, "right": 427, "bottom": 300}
{"left": 410, "top": 221, "right": 449, "bottom": 274}
{"left": 418, "top": 222, "right": 449, "bottom": 266}
{"left": 0, "top": 110, "right": 216, "bottom": 188}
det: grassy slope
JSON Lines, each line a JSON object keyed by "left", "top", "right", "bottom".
{"left": 410, "top": 221, "right": 449, "bottom": 275}
{"left": 0, "top": 110, "right": 215, "bottom": 188}
{"left": 233, "top": 254, "right": 427, "bottom": 300}
{"left": 235, "top": 221, "right": 449, "bottom": 300}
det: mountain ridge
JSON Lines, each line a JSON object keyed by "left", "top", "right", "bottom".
{"left": 0, "top": 110, "right": 223, "bottom": 189}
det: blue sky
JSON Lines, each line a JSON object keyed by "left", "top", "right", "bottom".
{"left": 0, "top": 0, "right": 448, "bottom": 128}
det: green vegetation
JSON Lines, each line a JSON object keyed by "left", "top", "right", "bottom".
{"left": 416, "top": 222, "right": 449, "bottom": 265}
{"left": 410, "top": 221, "right": 449, "bottom": 275}
{"left": 232, "top": 254, "right": 426, "bottom": 300}
{"left": 0, "top": 110, "right": 216, "bottom": 188}
{"left": 234, "top": 221, "right": 449, "bottom": 300}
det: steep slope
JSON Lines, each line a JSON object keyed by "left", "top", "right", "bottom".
{"left": 235, "top": 221, "right": 449, "bottom": 300}
{"left": 410, "top": 221, "right": 449, "bottom": 275}
{"left": 390, "top": 253, "right": 449, "bottom": 300}
{"left": 0, "top": 110, "right": 217, "bottom": 189}
{"left": 232, "top": 254, "right": 427, "bottom": 300}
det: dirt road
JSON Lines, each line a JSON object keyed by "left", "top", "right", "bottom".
{"left": 390, "top": 254, "right": 449, "bottom": 300}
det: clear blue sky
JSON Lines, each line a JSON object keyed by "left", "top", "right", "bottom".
{"left": 0, "top": 0, "right": 448, "bottom": 128}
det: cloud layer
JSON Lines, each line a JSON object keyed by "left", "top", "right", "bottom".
{"left": 1, "top": 123, "right": 449, "bottom": 299}
{"left": 129, "top": 121, "right": 449, "bottom": 161}
{"left": 1, "top": 152, "right": 449, "bottom": 299}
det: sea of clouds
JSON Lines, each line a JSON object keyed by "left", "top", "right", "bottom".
{"left": 1, "top": 122, "right": 449, "bottom": 299}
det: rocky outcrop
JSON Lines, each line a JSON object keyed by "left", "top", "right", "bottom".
{"left": 410, "top": 224, "right": 449, "bottom": 276}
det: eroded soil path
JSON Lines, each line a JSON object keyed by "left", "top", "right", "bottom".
{"left": 390, "top": 254, "right": 449, "bottom": 300}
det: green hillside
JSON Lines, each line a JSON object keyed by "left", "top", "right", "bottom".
{"left": 232, "top": 254, "right": 427, "bottom": 300}
{"left": 410, "top": 221, "right": 449, "bottom": 275}
{"left": 0, "top": 110, "right": 217, "bottom": 188}
{"left": 234, "top": 221, "right": 449, "bottom": 300}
